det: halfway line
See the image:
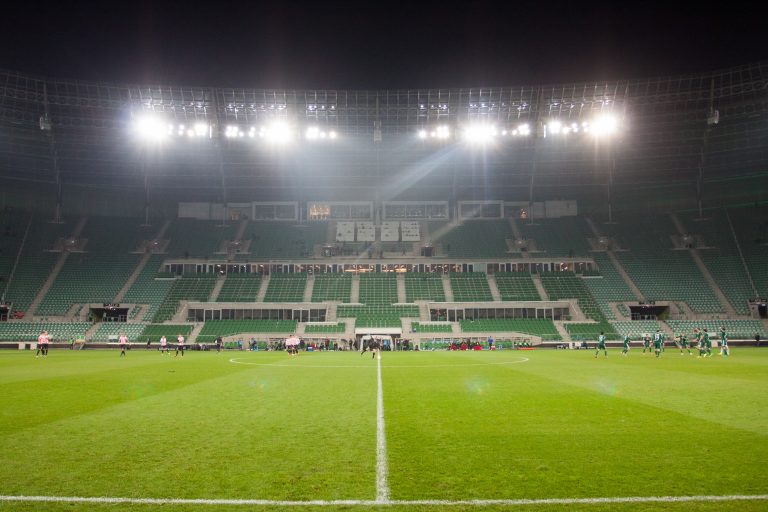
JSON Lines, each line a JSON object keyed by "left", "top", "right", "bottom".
{"left": 376, "top": 353, "right": 390, "bottom": 502}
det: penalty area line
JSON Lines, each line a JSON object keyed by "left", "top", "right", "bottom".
{"left": 1, "top": 494, "right": 767, "bottom": 507}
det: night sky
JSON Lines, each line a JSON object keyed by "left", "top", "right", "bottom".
{"left": 2, "top": 1, "right": 765, "bottom": 89}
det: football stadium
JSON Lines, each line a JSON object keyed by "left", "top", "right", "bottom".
{"left": 0, "top": 57, "right": 767, "bottom": 512}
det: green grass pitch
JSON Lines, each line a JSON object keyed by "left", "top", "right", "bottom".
{"left": 0, "top": 347, "right": 766, "bottom": 512}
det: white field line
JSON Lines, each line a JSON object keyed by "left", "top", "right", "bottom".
{"left": 228, "top": 357, "right": 529, "bottom": 368}
{"left": 376, "top": 353, "right": 391, "bottom": 503}
{"left": 1, "top": 494, "right": 767, "bottom": 507}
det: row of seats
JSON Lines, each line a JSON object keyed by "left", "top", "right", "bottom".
{"left": 459, "top": 318, "right": 561, "bottom": 340}
{"left": 358, "top": 273, "right": 398, "bottom": 304}
{"left": 123, "top": 255, "right": 172, "bottom": 321}
{"left": 153, "top": 277, "right": 217, "bottom": 322}
{"left": 405, "top": 273, "right": 445, "bottom": 302}
{"left": 583, "top": 253, "right": 637, "bottom": 319}
{"left": 665, "top": 319, "right": 767, "bottom": 338}
{"left": 217, "top": 274, "right": 262, "bottom": 302}
{"left": 450, "top": 272, "right": 493, "bottom": 301}
{"left": 411, "top": 322, "right": 453, "bottom": 333}
{"left": 337, "top": 305, "right": 419, "bottom": 328}
{"left": 540, "top": 272, "right": 604, "bottom": 322}
{"left": 565, "top": 321, "right": 619, "bottom": 340}
{"left": 304, "top": 322, "right": 346, "bottom": 333}
{"left": 494, "top": 272, "right": 541, "bottom": 301}
{"left": 197, "top": 320, "right": 298, "bottom": 342}
{"left": 37, "top": 254, "right": 140, "bottom": 315}
{"left": 263, "top": 273, "right": 307, "bottom": 302}
{"left": 311, "top": 274, "right": 351, "bottom": 302}
{"left": 0, "top": 322, "right": 90, "bottom": 341}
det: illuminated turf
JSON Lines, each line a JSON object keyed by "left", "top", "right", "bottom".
{"left": 0, "top": 348, "right": 766, "bottom": 511}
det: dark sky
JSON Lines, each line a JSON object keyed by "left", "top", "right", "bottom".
{"left": 2, "top": 0, "right": 765, "bottom": 89}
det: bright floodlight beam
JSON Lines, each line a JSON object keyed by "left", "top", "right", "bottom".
{"left": 591, "top": 115, "right": 619, "bottom": 137}
{"left": 133, "top": 115, "right": 168, "bottom": 143}
{"left": 264, "top": 122, "right": 293, "bottom": 144}
{"left": 463, "top": 124, "right": 497, "bottom": 144}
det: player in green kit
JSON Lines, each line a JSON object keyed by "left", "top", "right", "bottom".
{"left": 700, "top": 328, "right": 713, "bottom": 357}
{"left": 677, "top": 332, "right": 691, "bottom": 355}
{"left": 642, "top": 333, "right": 651, "bottom": 353}
{"left": 652, "top": 330, "right": 662, "bottom": 356}
{"left": 720, "top": 327, "right": 730, "bottom": 357}
{"left": 621, "top": 333, "right": 631, "bottom": 356}
{"left": 653, "top": 331, "right": 662, "bottom": 358}
{"left": 595, "top": 332, "right": 607, "bottom": 358}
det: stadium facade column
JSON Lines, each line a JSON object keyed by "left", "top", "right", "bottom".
{"left": 41, "top": 83, "right": 63, "bottom": 223}
{"left": 211, "top": 87, "right": 228, "bottom": 227}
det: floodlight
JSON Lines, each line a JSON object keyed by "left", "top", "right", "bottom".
{"left": 193, "top": 122, "right": 209, "bottom": 138}
{"left": 591, "top": 115, "right": 619, "bottom": 137}
{"left": 464, "top": 124, "right": 497, "bottom": 143}
{"left": 264, "top": 122, "right": 292, "bottom": 143}
{"left": 517, "top": 123, "right": 531, "bottom": 136}
{"left": 133, "top": 115, "right": 168, "bottom": 143}
{"left": 418, "top": 129, "right": 427, "bottom": 139}
{"left": 547, "top": 120, "right": 562, "bottom": 135}
{"left": 435, "top": 125, "right": 450, "bottom": 139}
{"left": 306, "top": 126, "right": 320, "bottom": 140}
{"left": 329, "top": 131, "right": 337, "bottom": 139}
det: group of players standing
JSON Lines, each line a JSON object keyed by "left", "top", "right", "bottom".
{"left": 595, "top": 327, "right": 731, "bottom": 358}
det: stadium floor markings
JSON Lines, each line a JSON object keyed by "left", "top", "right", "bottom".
{"left": 2, "top": 494, "right": 767, "bottom": 507}
{"left": 227, "top": 356, "right": 529, "bottom": 368}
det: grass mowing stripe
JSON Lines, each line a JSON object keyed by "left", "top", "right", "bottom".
{"left": 498, "top": 350, "right": 768, "bottom": 435}
{"left": 1, "top": 493, "right": 767, "bottom": 506}
{"left": 376, "top": 354, "right": 390, "bottom": 503}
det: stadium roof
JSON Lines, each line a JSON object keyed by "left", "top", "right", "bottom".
{"left": 0, "top": 62, "right": 766, "bottom": 203}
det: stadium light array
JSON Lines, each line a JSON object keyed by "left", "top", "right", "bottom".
{"left": 417, "top": 125, "right": 450, "bottom": 140}
{"left": 463, "top": 124, "right": 498, "bottom": 144}
{"left": 543, "top": 115, "right": 620, "bottom": 138}
{"left": 306, "top": 126, "right": 338, "bottom": 141}
{"left": 590, "top": 115, "right": 619, "bottom": 137}
{"left": 133, "top": 115, "right": 168, "bottom": 143}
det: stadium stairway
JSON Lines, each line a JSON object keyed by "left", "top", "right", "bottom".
{"left": 687, "top": 249, "right": 739, "bottom": 316}
{"left": 29, "top": 218, "right": 89, "bottom": 317}
{"left": 532, "top": 275, "right": 548, "bottom": 300}
{"left": 670, "top": 213, "right": 739, "bottom": 317}
{"left": 113, "top": 253, "right": 152, "bottom": 303}
{"left": 442, "top": 274, "right": 454, "bottom": 301}
{"left": 605, "top": 251, "right": 644, "bottom": 301}
{"left": 486, "top": 274, "right": 502, "bottom": 301}
{"left": 234, "top": 219, "right": 249, "bottom": 241}
{"left": 350, "top": 275, "right": 360, "bottom": 303}
{"left": 658, "top": 321, "right": 675, "bottom": 338}
{"left": 189, "top": 322, "right": 205, "bottom": 343}
{"left": 28, "top": 252, "right": 72, "bottom": 317}
{"left": 585, "top": 216, "right": 645, "bottom": 301}
{"left": 396, "top": 274, "right": 406, "bottom": 303}
{"left": 172, "top": 302, "right": 189, "bottom": 323}
{"left": 84, "top": 323, "right": 101, "bottom": 341}
{"left": 418, "top": 301, "right": 430, "bottom": 320}
{"left": 508, "top": 217, "right": 523, "bottom": 240}
{"left": 208, "top": 276, "right": 226, "bottom": 302}
{"left": 256, "top": 275, "right": 270, "bottom": 301}
{"left": 303, "top": 275, "right": 315, "bottom": 302}
{"left": 609, "top": 302, "right": 630, "bottom": 319}
{"left": 553, "top": 321, "right": 573, "bottom": 342}
{"left": 113, "top": 220, "right": 171, "bottom": 304}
